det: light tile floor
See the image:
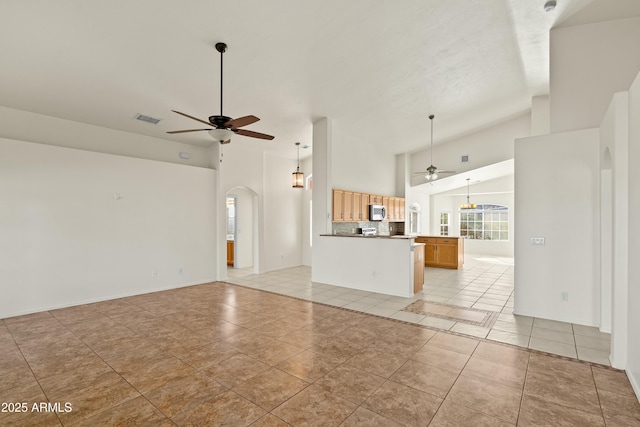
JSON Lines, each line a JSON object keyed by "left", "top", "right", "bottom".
{"left": 227, "top": 254, "right": 612, "bottom": 365}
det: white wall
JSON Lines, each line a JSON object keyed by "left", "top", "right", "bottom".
{"left": 331, "top": 122, "right": 396, "bottom": 195}
{"left": 600, "top": 92, "right": 630, "bottom": 368}
{"left": 219, "top": 142, "right": 304, "bottom": 274}
{"left": 301, "top": 156, "right": 313, "bottom": 266}
{"left": 0, "top": 105, "right": 212, "bottom": 168}
{"left": 531, "top": 95, "right": 550, "bottom": 136}
{"left": 410, "top": 113, "right": 529, "bottom": 187}
{"left": 514, "top": 128, "right": 600, "bottom": 326}
{"left": 550, "top": 16, "right": 640, "bottom": 133}
{"left": 0, "top": 138, "right": 217, "bottom": 318}
{"left": 263, "top": 151, "right": 304, "bottom": 270}
{"left": 626, "top": 72, "right": 640, "bottom": 397}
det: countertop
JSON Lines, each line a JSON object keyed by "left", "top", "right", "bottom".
{"left": 320, "top": 234, "right": 414, "bottom": 239}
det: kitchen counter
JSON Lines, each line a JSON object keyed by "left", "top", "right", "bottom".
{"left": 320, "top": 234, "right": 414, "bottom": 239}
{"left": 312, "top": 234, "right": 423, "bottom": 297}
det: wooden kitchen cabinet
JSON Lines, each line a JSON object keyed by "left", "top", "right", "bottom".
{"left": 332, "top": 189, "right": 344, "bottom": 221}
{"left": 343, "top": 191, "right": 353, "bottom": 221}
{"left": 370, "top": 195, "right": 383, "bottom": 205}
{"left": 333, "top": 189, "right": 357, "bottom": 222}
{"left": 352, "top": 192, "right": 369, "bottom": 221}
{"left": 332, "top": 189, "right": 403, "bottom": 223}
{"left": 413, "top": 243, "right": 425, "bottom": 293}
{"left": 227, "top": 240, "right": 234, "bottom": 266}
{"left": 415, "top": 236, "right": 464, "bottom": 269}
{"left": 382, "top": 196, "right": 390, "bottom": 221}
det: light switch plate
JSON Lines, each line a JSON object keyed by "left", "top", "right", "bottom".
{"left": 531, "top": 237, "right": 545, "bottom": 246}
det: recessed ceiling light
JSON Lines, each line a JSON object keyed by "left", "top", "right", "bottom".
{"left": 544, "top": 0, "right": 557, "bottom": 12}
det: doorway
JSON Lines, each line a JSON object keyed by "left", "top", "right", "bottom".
{"left": 226, "top": 187, "right": 259, "bottom": 273}
{"left": 226, "top": 196, "right": 236, "bottom": 267}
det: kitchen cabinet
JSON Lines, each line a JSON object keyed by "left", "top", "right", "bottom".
{"left": 415, "top": 236, "right": 464, "bottom": 269}
{"left": 413, "top": 243, "right": 425, "bottom": 293}
{"left": 332, "top": 189, "right": 404, "bottom": 223}
{"left": 332, "top": 189, "right": 344, "bottom": 221}
{"left": 343, "top": 191, "right": 353, "bottom": 221}
{"left": 382, "top": 196, "right": 390, "bottom": 221}
{"left": 333, "top": 189, "right": 356, "bottom": 221}
{"left": 370, "top": 195, "right": 383, "bottom": 205}
{"left": 353, "top": 192, "right": 369, "bottom": 221}
{"left": 227, "top": 240, "right": 234, "bottom": 266}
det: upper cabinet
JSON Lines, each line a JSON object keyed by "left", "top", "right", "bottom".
{"left": 332, "top": 189, "right": 404, "bottom": 222}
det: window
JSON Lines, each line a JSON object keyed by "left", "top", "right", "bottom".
{"left": 226, "top": 197, "right": 236, "bottom": 240}
{"left": 439, "top": 212, "right": 450, "bottom": 236}
{"left": 459, "top": 204, "right": 509, "bottom": 241}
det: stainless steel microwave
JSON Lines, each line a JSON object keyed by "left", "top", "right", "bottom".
{"left": 369, "top": 204, "right": 386, "bottom": 221}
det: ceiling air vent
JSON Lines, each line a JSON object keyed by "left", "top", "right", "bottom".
{"left": 135, "top": 114, "right": 161, "bottom": 125}
{"left": 461, "top": 155, "right": 469, "bottom": 163}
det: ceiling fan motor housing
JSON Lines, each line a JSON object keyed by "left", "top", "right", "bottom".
{"left": 209, "top": 115, "right": 232, "bottom": 128}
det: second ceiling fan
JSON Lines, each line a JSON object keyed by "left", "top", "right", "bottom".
{"left": 167, "top": 42, "right": 274, "bottom": 144}
{"left": 413, "top": 114, "right": 455, "bottom": 181}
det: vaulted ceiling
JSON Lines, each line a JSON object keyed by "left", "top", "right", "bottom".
{"left": 1, "top": 0, "right": 637, "bottom": 159}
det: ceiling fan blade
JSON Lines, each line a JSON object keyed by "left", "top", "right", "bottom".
{"left": 224, "top": 115, "right": 260, "bottom": 129}
{"left": 235, "top": 128, "right": 275, "bottom": 140}
{"left": 166, "top": 129, "right": 212, "bottom": 134}
{"left": 436, "top": 170, "right": 456, "bottom": 174}
{"left": 171, "top": 110, "right": 212, "bottom": 126}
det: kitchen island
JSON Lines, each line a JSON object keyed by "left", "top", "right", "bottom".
{"left": 312, "top": 234, "right": 424, "bottom": 297}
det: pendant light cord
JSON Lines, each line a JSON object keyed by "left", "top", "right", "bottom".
{"left": 429, "top": 115, "right": 434, "bottom": 166}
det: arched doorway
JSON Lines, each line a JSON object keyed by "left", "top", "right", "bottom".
{"left": 226, "top": 186, "right": 260, "bottom": 274}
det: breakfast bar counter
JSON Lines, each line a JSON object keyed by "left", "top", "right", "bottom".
{"left": 312, "top": 234, "right": 423, "bottom": 297}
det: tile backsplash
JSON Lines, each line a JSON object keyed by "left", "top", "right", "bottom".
{"left": 332, "top": 221, "right": 405, "bottom": 236}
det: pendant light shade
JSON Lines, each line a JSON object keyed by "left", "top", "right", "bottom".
{"left": 292, "top": 142, "right": 304, "bottom": 188}
{"left": 460, "top": 178, "right": 476, "bottom": 209}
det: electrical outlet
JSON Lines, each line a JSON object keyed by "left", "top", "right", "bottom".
{"left": 561, "top": 291, "right": 568, "bottom": 301}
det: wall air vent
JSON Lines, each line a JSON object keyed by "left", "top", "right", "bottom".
{"left": 461, "top": 155, "right": 469, "bottom": 163}
{"left": 135, "top": 114, "right": 162, "bottom": 125}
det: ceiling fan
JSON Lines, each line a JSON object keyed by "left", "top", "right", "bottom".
{"left": 413, "top": 114, "right": 455, "bottom": 181}
{"left": 166, "top": 42, "right": 274, "bottom": 144}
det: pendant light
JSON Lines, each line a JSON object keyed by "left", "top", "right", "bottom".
{"left": 426, "top": 114, "right": 437, "bottom": 180}
{"left": 292, "top": 142, "right": 304, "bottom": 188}
{"left": 460, "top": 178, "right": 476, "bottom": 209}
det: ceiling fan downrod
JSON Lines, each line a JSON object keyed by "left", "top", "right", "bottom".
{"left": 215, "top": 42, "right": 227, "bottom": 118}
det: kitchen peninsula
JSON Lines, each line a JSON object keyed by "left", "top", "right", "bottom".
{"left": 313, "top": 234, "right": 424, "bottom": 297}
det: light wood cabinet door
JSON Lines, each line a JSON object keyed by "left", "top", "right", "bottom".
{"left": 413, "top": 245, "right": 424, "bottom": 293}
{"left": 332, "top": 189, "right": 344, "bottom": 221}
{"left": 353, "top": 192, "right": 362, "bottom": 221}
{"left": 415, "top": 236, "right": 463, "bottom": 269}
{"left": 382, "top": 196, "right": 390, "bottom": 221}
{"left": 436, "top": 242, "right": 459, "bottom": 268}
{"left": 399, "top": 198, "right": 405, "bottom": 220}
{"left": 227, "top": 240, "right": 234, "bottom": 266}
{"left": 343, "top": 191, "right": 354, "bottom": 221}
{"left": 424, "top": 241, "right": 437, "bottom": 265}
{"left": 360, "top": 193, "right": 369, "bottom": 221}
